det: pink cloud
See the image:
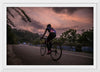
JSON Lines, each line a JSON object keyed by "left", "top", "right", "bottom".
{"left": 7, "top": 7, "right": 93, "bottom": 37}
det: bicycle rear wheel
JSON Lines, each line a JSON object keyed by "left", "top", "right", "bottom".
{"left": 40, "top": 44, "right": 46, "bottom": 56}
{"left": 50, "top": 45, "right": 62, "bottom": 61}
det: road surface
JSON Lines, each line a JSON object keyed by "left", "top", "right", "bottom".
{"left": 10, "top": 44, "right": 93, "bottom": 65}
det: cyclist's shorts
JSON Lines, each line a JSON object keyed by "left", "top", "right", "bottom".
{"left": 47, "top": 33, "right": 56, "bottom": 42}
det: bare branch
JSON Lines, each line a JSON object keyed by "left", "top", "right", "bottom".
{"left": 7, "top": 17, "right": 15, "bottom": 27}
{"left": 17, "top": 7, "right": 31, "bottom": 22}
{"left": 11, "top": 7, "right": 27, "bottom": 22}
{"left": 7, "top": 8, "right": 15, "bottom": 18}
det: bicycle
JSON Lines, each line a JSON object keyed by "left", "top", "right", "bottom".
{"left": 40, "top": 37, "right": 62, "bottom": 61}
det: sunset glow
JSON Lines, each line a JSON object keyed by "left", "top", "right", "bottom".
{"left": 7, "top": 7, "right": 93, "bottom": 37}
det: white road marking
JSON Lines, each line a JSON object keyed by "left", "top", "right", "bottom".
{"left": 63, "top": 52, "right": 93, "bottom": 59}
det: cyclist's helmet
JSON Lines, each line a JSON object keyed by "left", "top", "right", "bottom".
{"left": 47, "top": 24, "right": 51, "bottom": 28}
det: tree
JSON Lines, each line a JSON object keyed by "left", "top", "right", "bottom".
{"left": 7, "top": 24, "right": 18, "bottom": 44}
{"left": 7, "top": 7, "right": 32, "bottom": 44}
{"left": 78, "top": 28, "right": 93, "bottom": 46}
{"left": 7, "top": 7, "right": 31, "bottom": 27}
{"left": 60, "top": 29, "right": 78, "bottom": 45}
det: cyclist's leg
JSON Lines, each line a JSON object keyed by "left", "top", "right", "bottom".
{"left": 47, "top": 35, "right": 51, "bottom": 51}
{"left": 50, "top": 33, "right": 56, "bottom": 48}
{"left": 47, "top": 34, "right": 54, "bottom": 54}
{"left": 47, "top": 33, "right": 56, "bottom": 51}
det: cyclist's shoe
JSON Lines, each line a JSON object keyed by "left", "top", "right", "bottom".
{"left": 47, "top": 50, "right": 51, "bottom": 55}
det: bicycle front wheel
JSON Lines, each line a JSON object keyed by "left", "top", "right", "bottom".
{"left": 40, "top": 44, "right": 46, "bottom": 56}
{"left": 50, "top": 45, "right": 62, "bottom": 61}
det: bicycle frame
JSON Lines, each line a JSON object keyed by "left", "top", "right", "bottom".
{"left": 40, "top": 37, "right": 62, "bottom": 61}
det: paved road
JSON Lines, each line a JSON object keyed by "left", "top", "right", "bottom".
{"left": 12, "top": 44, "right": 93, "bottom": 65}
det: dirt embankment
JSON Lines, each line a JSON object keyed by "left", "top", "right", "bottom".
{"left": 7, "top": 45, "right": 23, "bottom": 65}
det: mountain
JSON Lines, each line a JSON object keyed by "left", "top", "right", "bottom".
{"left": 7, "top": 24, "right": 40, "bottom": 44}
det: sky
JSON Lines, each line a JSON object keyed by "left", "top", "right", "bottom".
{"left": 7, "top": 7, "right": 93, "bottom": 37}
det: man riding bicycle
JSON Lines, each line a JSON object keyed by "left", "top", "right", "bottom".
{"left": 41, "top": 24, "right": 56, "bottom": 54}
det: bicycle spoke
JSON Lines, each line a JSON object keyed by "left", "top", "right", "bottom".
{"left": 50, "top": 47, "right": 62, "bottom": 61}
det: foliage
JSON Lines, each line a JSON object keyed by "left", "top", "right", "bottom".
{"left": 7, "top": 24, "right": 40, "bottom": 44}
{"left": 59, "top": 29, "right": 78, "bottom": 45}
{"left": 59, "top": 28, "right": 93, "bottom": 46}
{"left": 7, "top": 25, "right": 18, "bottom": 44}
{"left": 77, "top": 28, "right": 93, "bottom": 46}
{"left": 13, "top": 29, "right": 40, "bottom": 43}
{"left": 56, "top": 28, "right": 93, "bottom": 52}
{"left": 32, "top": 38, "right": 41, "bottom": 45}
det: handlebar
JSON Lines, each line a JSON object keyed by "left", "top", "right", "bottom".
{"left": 40, "top": 37, "right": 47, "bottom": 40}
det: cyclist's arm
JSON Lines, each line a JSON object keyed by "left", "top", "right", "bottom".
{"left": 42, "top": 29, "right": 47, "bottom": 38}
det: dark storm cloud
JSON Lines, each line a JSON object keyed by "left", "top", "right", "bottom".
{"left": 7, "top": 7, "right": 93, "bottom": 37}
{"left": 30, "top": 19, "right": 44, "bottom": 29}
{"left": 52, "top": 7, "right": 93, "bottom": 15}
{"left": 52, "top": 7, "right": 78, "bottom": 15}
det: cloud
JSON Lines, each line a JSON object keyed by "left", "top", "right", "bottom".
{"left": 52, "top": 7, "right": 93, "bottom": 15}
{"left": 7, "top": 7, "right": 93, "bottom": 37}
{"left": 52, "top": 7, "right": 78, "bottom": 15}
{"left": 30, "top": 19, "right": 44, "bottom": 29}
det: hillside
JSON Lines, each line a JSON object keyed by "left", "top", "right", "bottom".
{"left": 7, "top": 24, "right": 40, "bottom": 44}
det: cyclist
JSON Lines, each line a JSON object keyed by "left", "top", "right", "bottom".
{"left": 41, "top": 24, "right": 56, "bottom": 54}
